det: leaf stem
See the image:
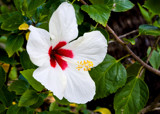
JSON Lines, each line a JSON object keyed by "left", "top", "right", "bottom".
{"left": 116, "top": 54, "right": 130, "bottom": 63}
{"left": 71, "top": 0, "right": 76, "bottom": 4}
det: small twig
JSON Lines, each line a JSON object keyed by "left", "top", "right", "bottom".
{"left": 119, "top": 29, "right": 139, "bottom": 39}
{"left": 79, "top": 0, "right": 88, "bottom": 5}
{"left": 5, "top": 65, "right": 12, "bottom": 85}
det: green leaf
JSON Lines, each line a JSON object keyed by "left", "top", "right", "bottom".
{"left": 144, "top": 0, "right": 160, "bottom": 14}
{"left": 1, "top": 12, "right": 24, "bottom": 31}
{"left": 0, "top": 67, "right": 5, "bottom": 89}
{"left": 81, "top": 4, "right": 111, "bottom": 27}
{"left": 7, "top": 105, "right": 28, "bottom": 114}
{"left": 89, "top": 0, "right": 113, "bottom": 5}
{"left": 18, "top": 89, "right": 39, "bottom": 107}
{"left": 114, "top": 77, "right": 149, "bottom": 114}
{"left": 30, "top": 95, "right": 43, "bottom": 108}
{"left": 49, "top": 102, "right": 56, "bottom": 111}
{"left": 5, "top": 35, "right": 24, "bottom": 57}
{"left": 20, "top": 51, "right": 37, "bottom": 70}
{"left": 90, "top": 54, "right": 127, "bottom": 99}
{"left": 14, "top": 0, "right": 45, "bottom": 17}
{"left": 73, "top": 4, "right": 84, "bottom": 25}
{"left": 0, "top": 85, "right": 15, "bottom": 107}
{"left": 39, "top": 111, "right": 65, "bottom": 114}
{"left": 127, "top": 63, "right": 141, "bottom": 77}
{"left": 139, "top": 24, "right": 160, "bottom": 36}
{"left": 54, "top": 96, "right": 70, "bottom": 105}
{"left": 0, "top": 48, "right": 17, "bottom": 65}
{"left": 138, "top": 3, "right": 151, "bottom": 24}
{"left": 8, "top": 80, "right": 29, "bottom": 95}
{"left": 147, "top": 47, "right": 160, "bottom": 70}
{"left": 123, "top": 38, "right": 135, "bottom": 45}
{"left": 112, "top": 0, "right": 134, "bottom": 12}
{"left": 20, "top": 69, "right": 44, "bottom": 91}
{"left": 0, "top": 104, "right": 6, "bottom": 113}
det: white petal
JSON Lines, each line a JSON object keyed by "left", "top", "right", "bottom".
{"left": 33, "top": 65, "right": 67, "bottom": 99}
{"left": 27, "top": 25, "right": 51, "bottom": 67}
{"left": 63, "top": 31, "right": 107, "bottom": 67}
{"left": 64, "top": 63, "right": 95, "bottom": 103}
{"left": 49, "top": 2, "right": 78, "bottom": 42}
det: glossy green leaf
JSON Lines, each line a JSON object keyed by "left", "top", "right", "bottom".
{"left": 144, "top": 0, "right": 160, "bottom": 14}
{"left": 7, "top": 105, "right": 28, "bottom": 114}
{"left": 1, "top": 12, "right": 24, "bottom": 31}
{"left": 147, "top": 47, "right": 160, "bottom": 70}
{"left": 139, "top": 24, "right": 160, "bottom": 36}
{"left": 20, "top": 69, "right": 44, "bottom": 91}
{"left": 114, "top": 77, "right": 149, "bottom": 114}
{"left": 112, "top": 0, "right": 134, "bottom": 12}
{"left": 18, "top": 89, "right": 39, "bottom": 107}
{"left": 0, "top": 104, "right": 6, "bottom": 113}
{"left": 20, "top": 51, "right": 37, "bottom": 70}
{"left": 81, "top": 4, "right": 111, "bottom": 27}
{"left": 0, "top": 66, "right": 5, "bottom": 89}
{"left": 73, "top": 4, "right": 84, "bottom": 25}
{"left": 0, "top": 48, "right": 17, "bottom": 65}
{"left": 90, "top": 54, "right": 127, "bottom": 99}
{"left": 8, "top": 80, "right": 29, "bottom": 95}
{"left": 5, "top": 35, "right": 24, "bottom": 57}
{"left": 138, "top": 3, "right": 151, "bottom": 23}
{"left": 0, "top": 85, "right": 15, "bottom": 107}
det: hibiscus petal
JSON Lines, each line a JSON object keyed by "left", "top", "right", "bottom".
{"left": 64, "top": 63, "right": 95, "bottom": 103}
{"left": 27, "top": 25, "right": 51, "bottom": 67}
{"left": 49, "top": 2, "right": 78, "bottom": 42}
{"left": 62, "top": 31, "right": 107, "bottom": 67}
{"left": 33, "top": 65, "right": 67, "bottom": 99}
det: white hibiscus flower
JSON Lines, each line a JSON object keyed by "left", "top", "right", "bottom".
{"left": 26, "top": 2, "right": 107, "bottom": 104}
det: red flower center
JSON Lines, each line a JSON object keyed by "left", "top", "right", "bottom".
{"left": 48, "top": 41, "right": 73, "bottom": 70}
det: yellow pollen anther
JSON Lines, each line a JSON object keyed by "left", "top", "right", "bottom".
{"left": 76, "top": 60, "right": 93, "bottom": 71}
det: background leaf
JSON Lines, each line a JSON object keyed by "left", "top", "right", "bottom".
{"left": 144, "top": 0, "right": 160, "bottom": 14}
{"left": 139, "top": 24, "right": 160, "bottom": 36}
{"left": 114, "top": 77, "right": 149, "bottom": 114}
{"left": 112, "top": 0, "right": 134, "bottom": 12}
{"left": 8, "top": 80, "right": 29, "bottom": 95}
{"left": 147, "top": 47, "right": 160, "bottom": 70}
{"left": 20, "top": 51, "right": 37, "bottom": 70}
{"left": 1, "top": 12, "right": 24, "bottom": 31}
{"left": 20, "top": 69, "right": 44, "bottom": 91}
{"left": 5, "top": 35, "right": 24, "bottom": 57}
{"left": 18, "top": 89, "right": 39, "bottom": 107}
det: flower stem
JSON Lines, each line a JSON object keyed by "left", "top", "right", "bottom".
{"left": 71, "top": 0, "right": 76, "bottom": 4}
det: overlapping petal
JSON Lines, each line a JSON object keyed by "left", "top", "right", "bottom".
{"left": 64, "top": 63, "right": 95, "bottom": 103}
{"left": 33, "top": 65, "right": 67, "bottom": 99}
{"left": 62, "top": 31, "right": 107, "bottom": 67}
{"left": 49, "top": 2, "right": 78, "bottom": 42}
{"left": 27, "top": 26, "right": 51, "bottom": 67}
